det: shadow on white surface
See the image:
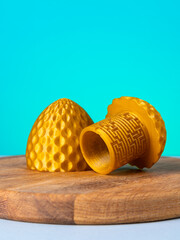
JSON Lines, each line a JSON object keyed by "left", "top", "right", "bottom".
{"left": 0, "top": 218, "right": 180, "bottom": 240}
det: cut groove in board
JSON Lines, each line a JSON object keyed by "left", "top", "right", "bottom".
{"left": 0, "top": 156, "right": 179, "bottom": 224}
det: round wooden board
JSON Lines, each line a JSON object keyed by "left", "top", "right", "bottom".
{"left": 0, "top": 156, "right": 179, "bottom": 225}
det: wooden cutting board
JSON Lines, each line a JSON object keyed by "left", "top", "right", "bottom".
{"left": 0, "top": 156, "right": 179, "bottom": 225}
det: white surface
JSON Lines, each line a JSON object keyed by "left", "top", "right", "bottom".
{"left": 0, "top": 218, "right": 180, "bottom": 240}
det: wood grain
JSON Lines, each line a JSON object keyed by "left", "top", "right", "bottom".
{"left": 0, "top": 156, "right": 179, "bottom": 224}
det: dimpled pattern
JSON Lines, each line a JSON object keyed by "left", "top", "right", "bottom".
{"left": 26, "top": 98, "right": 93, "bottom": 172}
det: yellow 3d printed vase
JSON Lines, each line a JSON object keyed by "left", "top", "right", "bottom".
{"left": 26, "top": 98, "right": 93, "bottom": 172}
{"left": 80, "top": 97, "right": 166, "bottom": 174}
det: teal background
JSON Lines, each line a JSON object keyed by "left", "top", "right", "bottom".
{"left": 0, "top": 0, "right": 180, "bottom": 156}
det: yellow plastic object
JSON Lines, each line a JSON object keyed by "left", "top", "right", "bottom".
{"left": 26, "top": 98, "right": 93, "bottom": 172}
{"left": 80, "top": 97, "right": 166, "bottom": 174}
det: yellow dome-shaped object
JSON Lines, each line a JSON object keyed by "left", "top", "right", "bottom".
{"left": 107, "top": 97, "right": 166, "bottom": 169}
{"left": 26, "top": 98, "right": 93, "bottom": 172}
{"left": 80, "top": 97, "right": 166, "bottom": 174}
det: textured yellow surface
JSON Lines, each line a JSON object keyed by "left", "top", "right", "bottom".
{"left": 26, "top": 98, "right": 93, "bottom": 172}
{"left": 107, "top": 97, "right": 167, "bottom": 169}
{"left": 80, "top": 97, "right": 166, "bottom": 174}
